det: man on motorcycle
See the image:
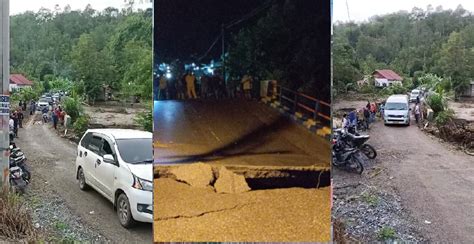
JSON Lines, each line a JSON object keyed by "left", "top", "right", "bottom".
{"left": 42, "top": 106, "right": 49, "bottom": 123}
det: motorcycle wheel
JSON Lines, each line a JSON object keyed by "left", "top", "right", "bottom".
{"left": 350, "top": 154, "right": 364, "bottom": 174}
{"left": 361, "top": 144, "right": 377, "bottom": 159}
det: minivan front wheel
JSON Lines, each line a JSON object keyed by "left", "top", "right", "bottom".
{"left": 78, "top": 168, "right": 89, "bottom": 190}
{"left": 117, "top": 193, "right": 136, "bottom": 228}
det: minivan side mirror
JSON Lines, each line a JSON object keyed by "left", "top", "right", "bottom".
{"left": 103, "top": 154, "right": 116, "bottom": 164}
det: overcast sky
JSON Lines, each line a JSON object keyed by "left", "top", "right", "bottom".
{"left": 10, "top": 0, "right": 152, "bottom": 15}
{"left": 333, "top": 0, "right": 474, "bottom": 23}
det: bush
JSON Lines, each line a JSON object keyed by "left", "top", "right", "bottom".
{"left": 379, "top": 84, "right": 407, "bottom": 96}
{"left": 435, "top": 109, "right": 455, "bottom": 126}
{"left": 427, "top": 93, "right": 445, "bottom": 115}
{"left": 62, "top": 97, "right": 83, "bottom": 124}
{"left": 73, "top": 115, "right": 90, "bottom": 137}
{"left": 358, "top": 84, "right": 375, "bottom": 94}
{"left": 134, "top": 109, "right": 152, "bottom": 132}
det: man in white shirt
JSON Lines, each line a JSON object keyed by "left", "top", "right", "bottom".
{"left": 414, "top": 103, "right": 421, "bottom": 125}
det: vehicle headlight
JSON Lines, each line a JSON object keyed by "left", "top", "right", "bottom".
{"left": 132, "top": 175, "right": 153, "bottom": 192}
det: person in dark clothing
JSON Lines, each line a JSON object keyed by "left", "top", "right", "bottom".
{"left": 12, "top": 112, "right": 19, "bottom": 138}
{"left": 52, "top": 108, "right": 59, "bottom": 130}
{"left": 30, "top": 100, "right": 35, "bottom": 115}
{"left": 17, "top": 109, "right": 24, "bottom": 128}
{"left": 363, "top": 107, "right": 370, "bottom": 128}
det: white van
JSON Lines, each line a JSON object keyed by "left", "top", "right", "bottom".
{"left": 384, "top": 95, "right": 410, "bottom": 126}
{"left": 75, "top": 129, "right": 153, "bottom": 228}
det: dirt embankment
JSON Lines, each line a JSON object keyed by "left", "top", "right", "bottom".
{"left": 83, "top": 103, "right": 146, "bottom": 129}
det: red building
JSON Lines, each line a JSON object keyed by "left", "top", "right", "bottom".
{"left": 372, "top": 69, "right": 403, "bottom": 87}
{"left": 9, "top": 74, "right": 34, "bottom": 92}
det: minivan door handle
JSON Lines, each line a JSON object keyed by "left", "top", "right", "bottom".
{"left": 96, "top": 159, "right": 101, "bottom": 165}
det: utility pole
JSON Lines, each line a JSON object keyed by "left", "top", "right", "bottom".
{"left": 221, "top": 23, "right": 226, "bottom": 86}
{"left": 0, "top": 0, "right": 10, "bottom": 188}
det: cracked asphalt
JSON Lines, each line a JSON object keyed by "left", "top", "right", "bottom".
{"left": 153, "top": 177, "right": 331, "bottom": 242}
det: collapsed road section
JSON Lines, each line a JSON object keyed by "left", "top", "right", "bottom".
{"left": 153, "top": 163, "right": 331, "bottom": 242}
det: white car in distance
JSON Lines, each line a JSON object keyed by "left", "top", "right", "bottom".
{"left": 75, "top": 129, "right": 153, "bottom": 228}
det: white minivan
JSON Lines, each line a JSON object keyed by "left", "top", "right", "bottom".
{"left": 75, "top": 129, "right": 153, "bottom": 228}
{"left": 384, "top": 95, "right": 411, "bottom": 126}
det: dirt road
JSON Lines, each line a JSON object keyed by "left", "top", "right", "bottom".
{"left": 16, "top": 114, "right": 152, "bottom": 242}
{"left": 368, "top": 115, "right": 474, "bottom": 242}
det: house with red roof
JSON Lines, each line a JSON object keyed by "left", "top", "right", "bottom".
{"left": 372, "top": 69, "right": 403, "bottom": 87}
{"left": 9, "top": 74, "right": 34, "bottom": 92}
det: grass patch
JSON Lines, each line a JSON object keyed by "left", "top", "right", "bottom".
{"left": 54, "top": 220, "right": 69, "bottom": 231}
{"left": 0, "top": 189, "right": 37, "bottom": 240}
{"left": 361, "top": 192, "right": 379, "bottom": 206}
{"left": 377, "top": 226, "right": 396, "bottom": 240}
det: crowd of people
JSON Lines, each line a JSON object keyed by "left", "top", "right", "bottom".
{"left": 8, "top": 99, "right": 67, "bottom": 141}
{"left": 154, "top": 71, "right": 256, "bottom": 101}
{"left": 342, "top": 101, "right": 382, "bottom": 131}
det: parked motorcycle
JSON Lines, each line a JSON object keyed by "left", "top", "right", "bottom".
{"left": 332, "top": 134, "right": 364, "bottom": 174}
{"left": 336, "top": 127, "right": 377, "bottom": 159}
{"left": 9, "top": 145, "right": 31, "bottom": 182}
{"left": 9, "top": 164, "right": 28, "bottom": 194}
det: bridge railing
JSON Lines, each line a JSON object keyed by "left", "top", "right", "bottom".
{"left": 275, "top": 86, "right": 330, "bottom": 125}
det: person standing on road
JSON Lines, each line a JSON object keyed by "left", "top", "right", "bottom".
{"left": 370, "top": 103, "right": 376, "bottom": 123}
{"left": 12, "top": 112, "right": 19, "bottom": 138}
{"left": 241, "top": 74, "right": 252, "bottom": 100}
{"left": 17, "top": 108, "right": 24, "bottom": 128}
{"left": 52, "top": 107, "right": 59, "bottom": 130}
{"left": 185, "top": 72, "right": 197, "bottom": 99}
{"left": 200, "top": 75, "right": 209, "bottom": 99}
{"left": 158, "top": 75, "right": 168, "bottom": 100}
{"left": 414, "top": 102, "right": 421, "bottom": 126}
{"left": 363, "top": 107, "right": 370, "bottom": 128}
{"left": 30, "top": 100, "right": 35, "bottom": 115}
{"left": 348, "top": 109, "right": 357, "bottom": 128}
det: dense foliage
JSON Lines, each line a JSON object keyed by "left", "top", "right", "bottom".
{"left": 10, "top": 5, "right": 152, "bottom": 102}
{"left": 334, "top": 5, "right": 474, "bottom": 98}
{"left": 226, "top": 0, "right": 331, "bottom": 102}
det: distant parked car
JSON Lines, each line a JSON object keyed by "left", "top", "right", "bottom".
{"left": 409, "top": 89, "right": 421, "bottom": 102}
{"left": 37, "top": 99, "right": 49, "bottom": 111}
{"left": 75, "top": 129, "right": 153, "bottom": 228}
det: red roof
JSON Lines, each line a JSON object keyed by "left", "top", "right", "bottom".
{"left": 373, "top": 70, "right": 403, "bottom": 81}
{"left": 10, "top": 74, "right": 34, "bottom": 86}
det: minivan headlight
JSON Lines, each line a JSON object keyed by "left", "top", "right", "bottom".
{"left": 132, "top": 175, "right": 153, "bottom": 192}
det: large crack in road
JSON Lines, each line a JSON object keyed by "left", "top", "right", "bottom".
{"left": 153, "top": 166, "right": 331, "bottom": 242}
{"left": 16, "top": 113, "right": 152, "bottom": 243}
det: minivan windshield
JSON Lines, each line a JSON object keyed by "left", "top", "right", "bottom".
{"left": 385, "top": 102, "right": 408, "bottom": 110}
{"left": 116, "top": 138, "right": 153, "bottom": 164}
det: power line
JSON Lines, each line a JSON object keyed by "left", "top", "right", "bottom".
{"left": 198, "top": 0, "right": 273, "bottom": 61}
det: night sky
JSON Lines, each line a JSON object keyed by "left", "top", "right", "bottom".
{"left": 154, "top": 0, "right": 270, "bottom": 63}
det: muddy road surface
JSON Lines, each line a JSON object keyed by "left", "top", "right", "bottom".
{"left": 368, "top": 116, "right": 474, "bottom": 242}
{"left": 16, "top": 114, "right": 152, "bottom": 243}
